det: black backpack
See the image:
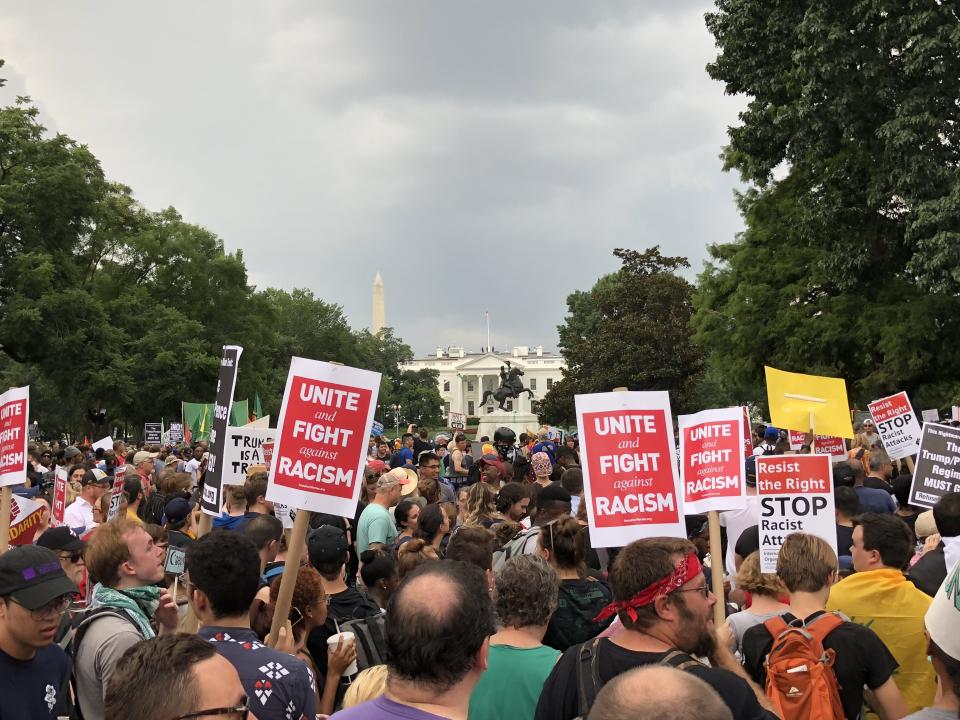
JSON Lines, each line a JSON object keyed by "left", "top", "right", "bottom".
{"left": 572, "top": 637, "right": 704, "bottom": 720}
{"left": 340, "top": 612, "right": 388, "bottom": 672}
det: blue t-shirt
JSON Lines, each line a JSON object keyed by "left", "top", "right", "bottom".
{"left": 0, "top": 644, "right": 69, "bottom": 720}
{"left": 198, "top": 626, "right": 316, "bottom": 720}
{"left": 390, "top": 448, "right": 414, "bottom": 468}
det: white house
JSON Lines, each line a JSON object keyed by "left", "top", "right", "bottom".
{"left": 401, "top": 345, "right": 566, "bottom": 417}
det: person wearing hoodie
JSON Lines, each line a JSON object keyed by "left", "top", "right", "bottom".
{"left": 211, "top": 485, "right": 249, "bottom": 532}
{"left": 537, "top": 516, "right": 612, "bottom": 651}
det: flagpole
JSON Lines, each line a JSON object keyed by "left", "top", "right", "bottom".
{"left": 485, "top": 311, "right": 491, "bottom": 353}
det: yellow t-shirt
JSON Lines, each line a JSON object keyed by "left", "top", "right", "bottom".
{"left": 826, "top": 568, "right": 935, "bottom": 712}
{"left": 126, "top": 509, "right": 145, "bottom": 525}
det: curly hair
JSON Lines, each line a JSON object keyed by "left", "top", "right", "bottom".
{"left": 735, "top": 551, "right": 786, "bottom": 597}
{"left": 461, "top": 482, "right": 497, "bottom": 527}
{"left": 494, "top": 555, "right": 559, "bottom": 628}
{"left": 269, "top": 566, "right": 326, "bottom": 640}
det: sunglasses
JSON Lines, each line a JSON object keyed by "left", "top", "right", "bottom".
{"left": 58, "top": 551, "right": 84, "bottom": 565}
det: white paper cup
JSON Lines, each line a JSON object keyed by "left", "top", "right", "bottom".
{"left": 326, "top": 631, "right": 358, "bottom": 676}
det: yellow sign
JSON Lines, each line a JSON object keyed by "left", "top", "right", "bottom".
{"left": 764, "top": 366, "right": 854, "bottom": 439}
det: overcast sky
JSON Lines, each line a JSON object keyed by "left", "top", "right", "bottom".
{"left": 1, "top": 1, "right": 744, "bottom": 357}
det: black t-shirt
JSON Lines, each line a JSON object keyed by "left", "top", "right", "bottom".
{"left": 534, "top": 637, "right": 776, "bottom": 720}
{"left": 741, "top": 611, "right": 898, "bottom": 720}
{"left": 863, "top": 476, "right": 893, "bottom": 494}
{"left": 0, "top": 644, "right": 70, "bottom": 720}
{"left": 836, "top": 524, "right": 854, "bottom": 558}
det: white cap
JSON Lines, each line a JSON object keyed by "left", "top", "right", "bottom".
{"left": 925, "top": 562, "right": 960, "bottom": 661}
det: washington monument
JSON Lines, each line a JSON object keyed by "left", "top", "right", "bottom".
{"left": 372, "top": 272, "right": 385, "bottom": 333}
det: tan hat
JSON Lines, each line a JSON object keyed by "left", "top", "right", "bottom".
{"left": 400, "top": 468, "right": 419, "bottom": 496}
{"left": 915, "top": 510, "right": 937, "bottom": 539}
{"left": 377, "top": 467, "right": 411, "bottom": 492}
{"left": 133, "top": 450, "right": 159, "bottom": 466}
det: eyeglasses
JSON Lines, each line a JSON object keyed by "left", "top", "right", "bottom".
{"left": 173, "top": 696, "right": 249, "bottom": 719}
{"left": 673, "top": 584, "right": 710, "bottom": 599}
{"left": 14, "top": 593, "right": 73, "bottom": 621}
{"left": 58, "top": 551, "right": 84, "bottom": 565}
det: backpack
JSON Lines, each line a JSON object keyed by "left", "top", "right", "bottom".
{"left": 340, "top": 612, "right": 388, "bottom": 672}
{"left": 66, "top": 607, "right": 140, "bottom": 720}
{"left": 492, "top": 525, "right": 540, "bottom": 571}
{"left": 572, "top": 637, "right": 703, "bottom": 720}
{"left": 762, "top": 613, "right": 845, "bottom": 720}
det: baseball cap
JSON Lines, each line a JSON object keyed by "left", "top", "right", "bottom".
{"left": 81, "top": 469, "right": 109, "bottom": 487}
{"left": 133, "top": 450, "right": 159, "bottom": 466}
{"left": 478, "top": 453, "right": 506, "bottom": 476}
{"left": 35, "top": 527, "right": 85, "bottom": 553}
{"left": 0, "top": 545, "right": 77, "bottom": 610}
{"left": 64, "top": 447, "right": 82, "bottom": 461}
{"left": 377, "top": 467, "right": 411, "bottom": 491}
{"left": 307, "top": 525, "right": 349, "bottom": 567}
{"left": 915, "top": 510, "right": 937, "bottom": 539}
{"left": 162, "top": 497, "right": 192, "bottom": 526}
{"left": 536, "top": 483, "right": 572, "bottom": 506}
{"left": 763, "top": 426, "right": 779, "bottom": 440}
{"left": 366, "top": 458, "right": 387, "bottom": 474}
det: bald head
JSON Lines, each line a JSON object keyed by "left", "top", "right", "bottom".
{"left": 386, "top": 560, "right": 495, "bottom": 694}
{"left": 588, "top": 666, "right": 732, "bottom": 720}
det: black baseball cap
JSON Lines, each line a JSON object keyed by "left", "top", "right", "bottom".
{"left": 536, "top": 483, "right": 572, "bottom": 506}
{"left": 35, "top": 527, "right": 85, "bottom": 553}
{"left": 0, "top": 545, "right": 77, "bottom": 610}
{"left": 307, "top": 525, "right": 349, "bottom": 567}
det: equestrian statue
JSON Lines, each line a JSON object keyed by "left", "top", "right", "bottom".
{"left": 480, "top": 361, "right": 535, "bottom": 411}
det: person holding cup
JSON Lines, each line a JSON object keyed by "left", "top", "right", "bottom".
{"left": 269, "top": 566, "right": 357, "bottom": 716}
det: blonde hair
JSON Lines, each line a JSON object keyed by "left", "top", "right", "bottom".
{"left": 461, "top": 482, "right": 497, "bottom": 527}
{"left": 342, "top": 665, "right": 388, "bottom": 708}
{"left": 776, "top": 533, "right": 838, "bottom": 593}
{"left": 735, "top": 551, "right": 786, "bottom": 597}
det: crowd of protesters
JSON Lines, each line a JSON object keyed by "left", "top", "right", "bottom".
{"left": 0, "top": 420, "right": 959, "bottom": 720}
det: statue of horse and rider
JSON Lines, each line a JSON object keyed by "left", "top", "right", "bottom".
{"left": 480, "top": 361, "right": 535, "bottom": 411}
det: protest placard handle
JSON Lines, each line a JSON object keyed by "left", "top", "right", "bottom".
{"left": 196, "top": 512, "right": 212, "bottom": 538}
{"left": 905, "top": 455, "right": 915, "bottom": 473}
{"left": 0, "top": 486, "right": 11, "bottom": 554}
{"left": 268, "top": 507, "right": 312, "bottom": 647}
{"left": 707, "top": 510, "right": 725, "bottom": 627}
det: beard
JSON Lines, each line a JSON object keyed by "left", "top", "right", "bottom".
{"left": 673, "top": 595, "right": 716, "bottom": 658}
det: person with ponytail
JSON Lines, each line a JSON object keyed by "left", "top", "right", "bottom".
{"left": 537, "top": 516, "right": 613, "bottom": 651}
{"left": 413, "top": 503, "right": 450, "bottom": 556}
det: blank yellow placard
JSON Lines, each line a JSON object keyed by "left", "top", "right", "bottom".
{"left": 764, "top": 366, "right": 854, "bottom": 439}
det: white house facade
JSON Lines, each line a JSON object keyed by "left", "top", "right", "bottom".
{"left": 401, "top": 345, "right": 566, "bottom": 417}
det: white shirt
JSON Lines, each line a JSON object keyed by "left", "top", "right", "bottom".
{"left": 63, "top": 496, "right": 95, "bottom": 535}
{"left": 184, "top": 458, "right": 201, "bottom": 486}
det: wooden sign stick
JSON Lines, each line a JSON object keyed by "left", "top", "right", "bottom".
{"left": 268, "top": 507, "right": 312, "bottom": 647}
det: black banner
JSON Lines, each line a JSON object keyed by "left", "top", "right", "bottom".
{"left": 144, "top": 422, "right": 163, "bottom": 445}
{"left": 200, "top": 346, "right": 243, "bottom": 515}
{"left": 909, "top": 422, "right": 960, "bottom": 509}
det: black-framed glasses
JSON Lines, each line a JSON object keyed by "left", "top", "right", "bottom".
{"left": 172, "top": 696, "right": 248, "bottom": 719}
{"left": 14, "top": 593, "right": 72, "bottom": 621}
{"left": 58, "top": 551, "right": 84, "bottom": 565}
{"left": 673, "top": 584, "right": 710, "bottom": 599}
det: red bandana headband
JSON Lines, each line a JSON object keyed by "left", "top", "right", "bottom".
{"left": 594, "top": 553, "right": 702, "bottom": 623}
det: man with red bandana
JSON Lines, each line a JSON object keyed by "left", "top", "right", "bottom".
{"left": 534, "top": 537, "right": 777, "bottom": 720}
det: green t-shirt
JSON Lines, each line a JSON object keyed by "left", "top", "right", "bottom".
{"left": 469, "top": 644, "right": 560, "bottom": 720}
{"left": 356, "top": 502, "right": 397, "bottom": 554}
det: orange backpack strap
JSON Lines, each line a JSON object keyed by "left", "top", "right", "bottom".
{"left": 763, "top": 615, "right": 790, "bottom": 639}
{"left": 803, "top": 612, "right": 844, "bottom": 644}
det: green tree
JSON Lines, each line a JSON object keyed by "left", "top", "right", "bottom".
{"left": 540, "top": 248, "right": 705, "bottom": 425}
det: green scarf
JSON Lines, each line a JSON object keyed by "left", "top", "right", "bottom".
{"left": 90, "top": 584, "right": 160, "bottom": 639}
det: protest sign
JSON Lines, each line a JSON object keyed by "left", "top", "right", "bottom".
{"left": 678, "top": 407, "right": 746, "bottom": 514}
{"left": 371, "top": 420, "right": 385, "bottom": 436}
{"left": 165, "top": 546, "right": 186, "bottom": 575}
{"left": 200, "top": 346, "right": 244, "bottom": 516}
{"left": 263, "top": 441, "right": 274, "bottom": 470}
{"left": 868, "top": 391, "right": 922, "bottom": 460}
{"left": 953, "top": 406, "right": 960, "bottom": 422}
{"left": 922, "top": 409, "right": 941, "bottom": 424}
{"left": 245, "top": 415, "right": 271, "bottom": 429}
{"left": 107, "top": 476, "right": 125, "bottom": 521}
{"left": 757, "top": 454, "right": 835, "bottom": 572}
{"left": 92, "top": 436, "right": 113, "bottom": 452}
{"left": 813, "top": 435, "right": 846, "bottom": 462}
{"left": 575, "top": 391, "right": 684, "bottom": 548}
{"left": 8, "top": 495, "right": 45, "bottom": 546}
{"left": 788, "top": 430, "right": 807, "bottom": 452}
{"left": 908, "top": 423, "right": 960, "bottom": 508}
{"left": 168, "top": 422, "right": 184, "bottom": 444}
{"left": 447, "top": 412, "right": 465, "bottom": 431}
{"left": 51, "top": 467, "right": 68, "bottom": 528}
{"left": 274, "top": 503, "right": 294, "bottom": 530}
{"left": 764, "top": 366, "right": 854, "bottom": 438}
{"left": 265, "top": 357, "right": 381, "bottom": 518}
{"left": 0, "top": 386, "right": 29, "bottom": 486}
{"left": 144, "top": 422, "right": 163, "bottom": 445}
{"left": 741, "top": 407, "right": 753, "bottom": 458}
{"left": 221, "top": 427, "right": 276, "bottom": 486}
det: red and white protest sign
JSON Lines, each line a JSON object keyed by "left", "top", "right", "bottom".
{"left": 813, "top": 435, "right": 846, "bottom": 462}
{"left": 788, "top": 430, "right": 807, "bottom": 451}
{"left": 756, "top": 454, "right": 835, "bottom": 572}
{"left": 262, "top": 441, "right": 274, "bottom": 471}
{"left": 107, "top": 475, "right": 125, "bottom": 522}
{"left": 679, "top": 407, "right": 746, "bottom": 514}
{"left": 741, "top": 407, "right": 753, "bottom": 458}
{"left": 575, "top": 391, "right": 684, "bottom": 548}
{"left": 51, "top": 467, "right": 69, "bottom": 528}
{"left": 265, "top": 358, "right": 381, "bottom": 518}
{"left": 9, "top": 494, "right": 45, "bottom": 546}
{"left": 0, "top": 386, "right": 29, "bottom": 487}
{"left": 868, "top": 391, "right": 922, "bottom": 460}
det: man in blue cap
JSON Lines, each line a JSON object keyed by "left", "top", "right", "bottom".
{"left": 0, "top": 544, "right": 78, "bottom": 718}
{"left": 752, "top": 426, "right": 780, "bottom": 456}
